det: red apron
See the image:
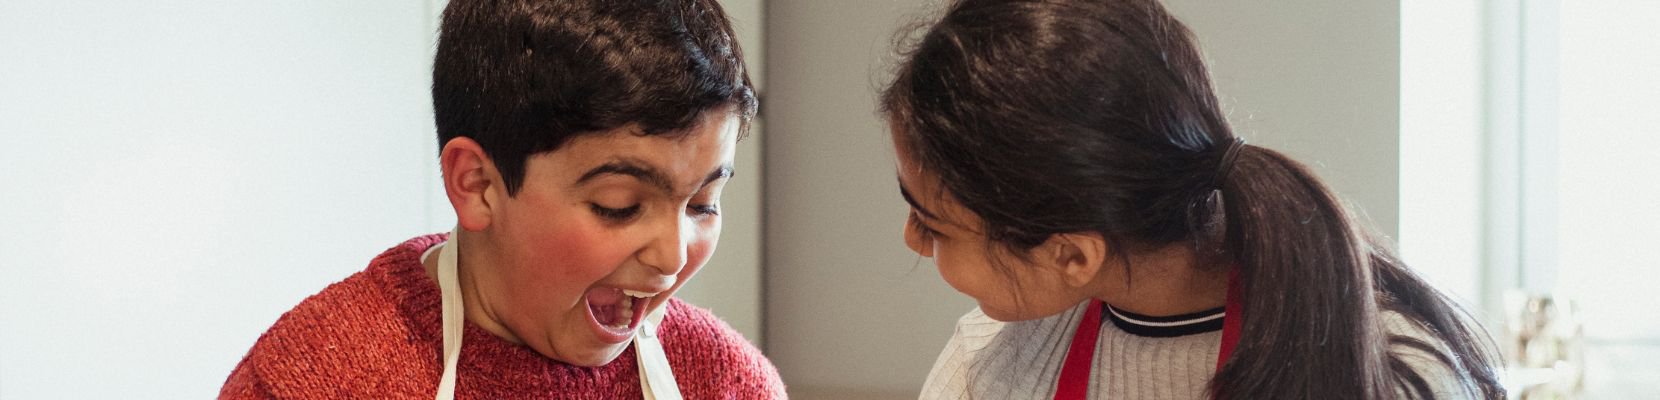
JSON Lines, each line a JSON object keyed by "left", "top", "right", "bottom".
{"left": 1052, "top": 269, "right": 1243, "bottom": 400}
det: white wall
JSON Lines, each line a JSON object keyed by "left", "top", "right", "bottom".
{"left": 763, "top": 0, "right": 1404, "bottom": 396}
{"left": 1400, "top": 0, "right": 1484, "bottom": 306}
{"left": 0, "top": 0, "right": 443, "bottom": 398}
{"left": 1554, "top": 2, "right": 1660, "bottom": 397}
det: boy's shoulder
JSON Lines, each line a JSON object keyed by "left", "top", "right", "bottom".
{"left": 658, "top": 298, "right": 787, "bottom": 398}
{"left": 657, "top": 297, "right": 763, "bottom": 360}
{"left": 222, "top": 255, "right": 439, "bottom": 398}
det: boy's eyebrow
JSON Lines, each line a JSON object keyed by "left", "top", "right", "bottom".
{"left": 704, "top": 165, "right": 734, "bottom": 188}
{"left": 576, "top": 159, "right": 736, "bottom": 195}
{"left": 897, "top": 180, "right": 940, "bottom": 221}
{"left": 577, "top": 159, "right": 674, "bottom": 193}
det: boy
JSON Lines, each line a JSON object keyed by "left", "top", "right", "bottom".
{"left": 220, "top": 0, "right": 783, "bottom": 398}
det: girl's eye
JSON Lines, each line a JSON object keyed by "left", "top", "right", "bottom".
{"left": 688, "top": 203, "right": 720, "bottom": 217}
{"left": 909, "top": 211, "right": 939, "bottom": 240}
{"left": 590, "top": 204, "right": 641, "bottom": 221}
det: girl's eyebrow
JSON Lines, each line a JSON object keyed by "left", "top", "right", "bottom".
{"left": 897, "top": 180, "right": 940, "bottom": 221}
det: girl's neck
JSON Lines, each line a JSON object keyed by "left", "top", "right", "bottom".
{"left": 1093, "top": 244, "right": 1230, "bottom": 317}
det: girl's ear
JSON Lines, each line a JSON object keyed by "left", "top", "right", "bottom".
{"left": 439, "top": 137, "right": 502, "bottom": 232}
{"left": 1037, "top": 231, "right": 1109, "bottom": 289}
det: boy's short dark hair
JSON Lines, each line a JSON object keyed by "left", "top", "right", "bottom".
{"left": 433, "top": 0, "right": 756, "bottom": 195}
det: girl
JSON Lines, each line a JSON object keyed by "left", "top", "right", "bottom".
{"left": 882, "top": 0, "right": 1504, "bottom": 398}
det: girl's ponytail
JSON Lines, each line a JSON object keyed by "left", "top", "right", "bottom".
{"left": 1209, "top": 145, "right": 1504, "bottom": 399}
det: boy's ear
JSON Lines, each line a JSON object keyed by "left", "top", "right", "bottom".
{"left": 440, "top": 137, "right": 501, "bottom": 232}
{"left": 1038, "top": 231, "right": 1109, "bottom": 289}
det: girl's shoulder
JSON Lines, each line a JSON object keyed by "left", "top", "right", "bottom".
{"left": 920, "top": 304, "right": 1090, "bottom": 400}
{"left": 1380, "top": 310, "right": 1482, "bottom": 398}
{"left": 949, "top": 303, "right": 1087, "bottom": 347}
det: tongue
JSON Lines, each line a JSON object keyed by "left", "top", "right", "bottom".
{"left": 587, "top": 288, "right": 625, "bottom": 326}
{"left": 588, "top": 287, "right": 624, "bottom": 307}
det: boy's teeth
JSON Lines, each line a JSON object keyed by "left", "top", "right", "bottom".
{"left": 609, "top": 296, "right": 634, "bottom": 329}
{"left": 622, "top": 289, "right": 654, "bottom": 298}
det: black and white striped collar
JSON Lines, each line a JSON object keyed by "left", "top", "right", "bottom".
{"left": 1102, "top": 302, "right": 1226, "bottom": 338}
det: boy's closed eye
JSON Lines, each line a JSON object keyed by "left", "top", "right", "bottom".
{"left": 590, "top": 203, "right": 641, "bottom": 221}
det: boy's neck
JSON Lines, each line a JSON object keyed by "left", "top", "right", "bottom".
{"left": 421, "top": 233, "right": 525, "bottom": 345}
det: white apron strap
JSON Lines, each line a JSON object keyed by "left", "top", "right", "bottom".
{"left": 635, "top": 305, "right": 681, "bottom": 400}
{"left": 434, "top": 229, "right": 464, "bottom": 400}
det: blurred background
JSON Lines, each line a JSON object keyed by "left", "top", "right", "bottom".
{"left": 1, "top": 0, "right": 1654, "bottom": 398}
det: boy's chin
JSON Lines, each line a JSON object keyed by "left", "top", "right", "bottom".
{"left": 550, "top": 340, "right": 633, "bottom": 367}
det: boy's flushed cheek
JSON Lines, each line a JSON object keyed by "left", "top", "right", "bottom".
{"left": 678, "top": 238, "right": 716, "bottom": 280}
{"left": 541, "top": 226, "right": 636, "bottom": 282}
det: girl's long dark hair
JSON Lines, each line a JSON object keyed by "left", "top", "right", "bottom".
{"left": 881, "top": 0, "right": 1504, "bottom": 398}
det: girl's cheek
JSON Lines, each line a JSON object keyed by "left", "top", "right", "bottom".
{"left": 935, "top": 246, "right": 991, "bottom": 303}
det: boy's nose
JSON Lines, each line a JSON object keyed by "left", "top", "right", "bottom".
{"left": 639, "top": 216, "right": 690, "bottom": 275}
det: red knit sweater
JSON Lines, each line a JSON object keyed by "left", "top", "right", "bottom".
{"left": 220, "top": 234, "right": 785, "bottom": 399}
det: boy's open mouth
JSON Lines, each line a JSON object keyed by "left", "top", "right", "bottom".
{"left": 584, "top": 287, "right": 654, "bottom": 342}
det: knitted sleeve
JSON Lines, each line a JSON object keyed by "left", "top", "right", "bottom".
{"left": 659, "top": 299, "right": 787, "bottom": 399}
{"left": 217, "top": 269, "right": 437, "bottom": 400}
{"left": 219, "top": 354, "right": 278, "bottom": 400}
